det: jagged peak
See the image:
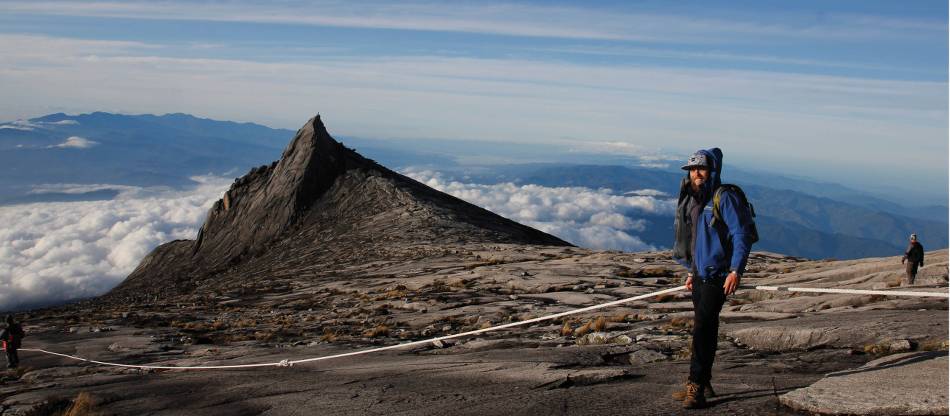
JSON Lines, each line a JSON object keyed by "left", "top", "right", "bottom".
{"left": 190, "top": 115, "right": 369, "bottom": 266}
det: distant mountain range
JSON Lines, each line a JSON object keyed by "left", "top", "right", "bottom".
{"left": 0, "top": 112, "right": 289, "bottom": 202}
{"left": 2, "top": 112, "right": 945, "bottom": 260}
{"left": 448, "top": 164, "right": 947, "bottom": 260}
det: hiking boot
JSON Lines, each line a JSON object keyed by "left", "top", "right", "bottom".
{"left": 672, "top": 381, "right": 715, "bottom": 400}
{"left": 682, "top": 381, "right": 706, "bottom": 409}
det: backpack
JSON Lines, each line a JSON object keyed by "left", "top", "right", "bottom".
{"left": 711, "top": 184, "right": 759, "bottom": 244}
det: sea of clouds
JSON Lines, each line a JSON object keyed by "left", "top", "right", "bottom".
{"left": 402, "top": 168, "right": 676, "bottom": 252}
{"left": 2, "top": 171, "right": 677, "bottom": 311}
{"left": 0, "top": 176, "right": 231, "bottom": 312}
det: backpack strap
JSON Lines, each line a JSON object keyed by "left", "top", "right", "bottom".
{"left": 711, "top": 186, "right": 729, "bottom": 227}
{"left": 711, "top": 184, "right": 755, "bottom": 224}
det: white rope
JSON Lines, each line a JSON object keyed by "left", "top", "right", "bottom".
{"left": 17, "top": 347, "right": 287, "bottom": 369}
{"left": 743, "top": 285, "right": 949, "bottom": 298}
{"left": 13, "top": 284, "right": 947, "bottom": 370}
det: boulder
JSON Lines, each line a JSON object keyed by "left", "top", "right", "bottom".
{"left": 780, "top": 351, "right": 948, "bottom": 415}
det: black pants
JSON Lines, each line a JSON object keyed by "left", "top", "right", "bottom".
{"left": 905, "top": 263, "right": 919, "bottom": 285}
{"left": 689, "top": 276, "right": 726, "bottom": 384}
{"left": 5, "top": 347, "right": 18, "bottom": 368}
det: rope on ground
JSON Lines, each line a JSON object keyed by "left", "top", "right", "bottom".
{"left": 15, "top": 284, "right": 948, "bottom": 370}
{"left": 742, "top": 285, "right": 949, "bottom": 298}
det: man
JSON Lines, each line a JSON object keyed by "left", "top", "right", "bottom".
{"left": 671, "top": 148, "right": 756, "bottom": 409}
{"left": 0, "top": 315, "right": 24, "bottom": 369}
{"left": 901, "top": 234, "right": 925, "bottom": 286}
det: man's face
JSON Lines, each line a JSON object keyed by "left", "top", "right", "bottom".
{"left": 689, "top": 167, "right": 709, "bottom": 190}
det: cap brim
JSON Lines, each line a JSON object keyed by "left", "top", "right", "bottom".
{"left": 681, "top": 164, "right": 708, "bottom": 170}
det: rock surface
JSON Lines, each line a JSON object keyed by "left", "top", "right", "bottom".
{"left": 780, "top": 351, "right": 949, "bottom": 415}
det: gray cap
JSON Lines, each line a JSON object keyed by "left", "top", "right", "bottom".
{"left": 681, "top": 151, "right": 711, "bottom": 170}
{"left": 910, "top": 233, "right": 917, "bottom": 241}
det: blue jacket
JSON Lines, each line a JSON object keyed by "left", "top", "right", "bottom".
{"left": 673, "top": 148, "right": 755, "bottom": 281}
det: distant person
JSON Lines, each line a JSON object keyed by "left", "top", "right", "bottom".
{"left": 1, "top": 315, "right": 24, "bottom": 369}
{"left": 671, "top": 148, "right": 757, "bottom": 409}
{"left": 901, "top": 233, "right": 925, "bottom": 286}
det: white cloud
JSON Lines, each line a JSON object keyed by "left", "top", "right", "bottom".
{"left": 0, "top": 176, "right": 230, "bottom": 311}
{"left": 0, "top": 120, "right": 39, "bottom": 131}
{"left": 624, "top": 189, "right": 669, "bottom": 197}
{"left": 28, "top": 183, "right": 138, "bottom": 195}
{"left": 41, "top": 119, "right": 79, "bottom": 125}
{"left": 568, "top": 141, "right": 680, "bottom": 168}
{"left": 402, "top": 168, "right": 675, "bottom": 252}
{"left": 49, "top": 136, "right": 98, "bottom": 149}
{"left": 0, "top": 125, "right": 33, "bottom": 131}
{"left": 1, "top": 1, "right": 943, "bottom": 43}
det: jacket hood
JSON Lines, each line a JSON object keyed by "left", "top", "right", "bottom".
{"left": 682, "top": 147, "right": 723, "bottom": 195}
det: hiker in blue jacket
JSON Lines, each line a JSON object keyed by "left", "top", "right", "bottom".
{"left": 671, "top": 148, "right": 756, "bottom": 409}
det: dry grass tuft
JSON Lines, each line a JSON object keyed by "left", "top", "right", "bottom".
{"left": 665, "top": 316, "right": 693, "bottom": 330}
{"left": 560, "top": 322, "right": 573, "bottom": 337}
{"left": 592, "top": 316, "right": 607, "bottom": 332}
{"left": 918, "top": 338, "right": 950, "bottom": 351}
{"left": 674, "top": 344, "right": 693, "bottom": 361}
{"left": 63, "top": 392, "right": 99, "bottom": 416}
{"left": 448, "top": 279, "right": 468, "bottom": 289}
{"left": 233, "top": 318, "right": 258, "bottom": 328}
{"left": 363, "top": 325, "right": 390, "bottom": 338}
{"left": 320, "top": 328, "right": 340, "bottom": 343}
{"left": 608, "top": 313, "right": 629, "bottom": 323}
{"left": 573, "top": 321, "right": 592, "bottom": 338}
{"left": 382, "top": 289, "right": 408, "bottom": 300}
{"left": 863, "top": 342, "right": 891, "bottom": 356}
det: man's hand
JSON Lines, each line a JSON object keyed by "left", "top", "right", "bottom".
{"left": 685, "top": 273, "right": 693, "bottom": 291}
{"left": 724, "top": 271, "right": 740, "bottom": 296}
{"left": 901, "top": 258, "right": 906, "bottom": 264}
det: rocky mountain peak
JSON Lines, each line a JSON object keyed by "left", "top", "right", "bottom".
{"left": 191, "top": 115, "right": 372, "bottom": 266}
{"left": 114, "top": 115, "right": 569, "bottom": 295}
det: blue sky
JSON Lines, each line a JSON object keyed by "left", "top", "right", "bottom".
{"left": 0, "top": 0, "right": 947, "bottom": 195}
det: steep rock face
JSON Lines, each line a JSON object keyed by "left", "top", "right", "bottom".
{"left": 192, "top": 116, "right": 364, "bottom": 267}
{"left": 110, "top": 116, "right": 569, "bottom": 297}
